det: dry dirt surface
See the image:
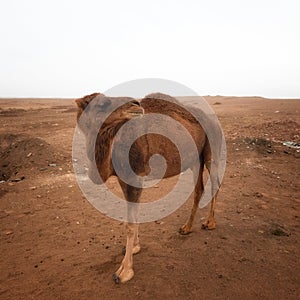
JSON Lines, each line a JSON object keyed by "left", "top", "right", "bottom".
{"left": 0, "top": 96, "right": 299, "bottom": 300}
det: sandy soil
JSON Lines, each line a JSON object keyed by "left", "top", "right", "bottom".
{"left": 0, "top": 96, "right": 299, "bottom": 299}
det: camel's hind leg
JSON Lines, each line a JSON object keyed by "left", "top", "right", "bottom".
{"left": 201, "top": 158, "right": 218, "bottom": 230}
{"left": 179, "top": 162, "right": 204, "bottom": 235}
{"left": 201, "top": 192, "right": 217, "bottom": 230}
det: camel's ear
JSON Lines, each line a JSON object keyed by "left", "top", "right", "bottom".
{"left": 75, "top": 93, "right": 103, "bottom": 110}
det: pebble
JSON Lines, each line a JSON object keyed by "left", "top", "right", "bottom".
{"left": 155, "top": 220, "right": 164, "bottom": 225}
{"left": 11, "top": 176, "right": 25, "bottom": 182}
{"left": 254, "top": 192, "right": 263, "bottom": 198}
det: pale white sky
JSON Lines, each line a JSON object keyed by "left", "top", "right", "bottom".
{"left": 0, "top": 0, "right": 299, "bottom": 98}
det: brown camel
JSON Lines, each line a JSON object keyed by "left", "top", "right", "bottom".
{"left": 75, "top": 92, "right": 221, "bottom": 283}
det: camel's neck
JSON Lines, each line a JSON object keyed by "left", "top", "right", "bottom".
{"left": 95, "top": 120, "right": 127, "bottom": 182}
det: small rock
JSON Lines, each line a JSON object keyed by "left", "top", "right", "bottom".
{"left": 30, "top": 186, "right": 37, "bottom": 190}
{"left": 254, "top": 192, "right": 263, "bottom": 198}
{"left": 242, "top": 192, "right": 250, "bottom": 197}
{"left": 271, "top": 226, "right": 290, "bottom": 237}
{"left": 155, "top": 220, "right": 164, "bottom": 225}
{"left": 48, "top": 163, "right": 57, "bottom": 167}
{"left": 260, "top": 204, "right": 268, "bottom": 210}
{"left": 27, "top": 152, "right": 32, "bottom": 157}
{"left": 5, "top": 230, "right": 13, "bottom": 235}
{"left": 10, "top": 176, "right": 25, "bottom": 182}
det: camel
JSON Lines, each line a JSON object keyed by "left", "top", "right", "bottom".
{"left": 75, "top": 92, "right": 221, "bottom": 283}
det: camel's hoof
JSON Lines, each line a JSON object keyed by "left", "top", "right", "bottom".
{"left": 201, "top": 221, "right": 216, "bottom": 230}
{"left": 201, "top": 223, "right": 209, "bottom": 230}
{"left": 113, "top": 273, "right": 120, "bottom": 284}
{"left": 113, "top": 269, "right": 134, "bottom": 283}
{"left": 178, "top": 226, "right": 192, "bottom": 235}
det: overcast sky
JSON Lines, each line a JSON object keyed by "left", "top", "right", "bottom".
{"left": 0, "top": 0, "right": 299, "bottom": 98}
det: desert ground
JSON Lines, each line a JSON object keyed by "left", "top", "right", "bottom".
{"left": 0, "top": 95, "right": 299, "bottom": 299}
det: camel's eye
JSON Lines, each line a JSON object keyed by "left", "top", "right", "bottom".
{"left": 131, "top": 100, "right": 141, "bottom": 106}
{"left": 98, "top": 100, "right": 111, "bottom": 111}
{"left": 90, "top": 99, "right": 111, "bottom": 113}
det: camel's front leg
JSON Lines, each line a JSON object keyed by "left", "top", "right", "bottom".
{"left": 122, "top": 225, "right": 141, "bottom": 255}
{"left": 113, "top": 223, "right": 138, "bottom": 283}
{"left": 115, "top": 180, "right": 142, "bottom": 283}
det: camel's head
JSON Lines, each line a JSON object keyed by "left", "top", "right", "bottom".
{"left": 75, "top": 93, "right": 144, "bottom": 183}
{"left": 75, "top": 93, "right": 144, "bottom": 135}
